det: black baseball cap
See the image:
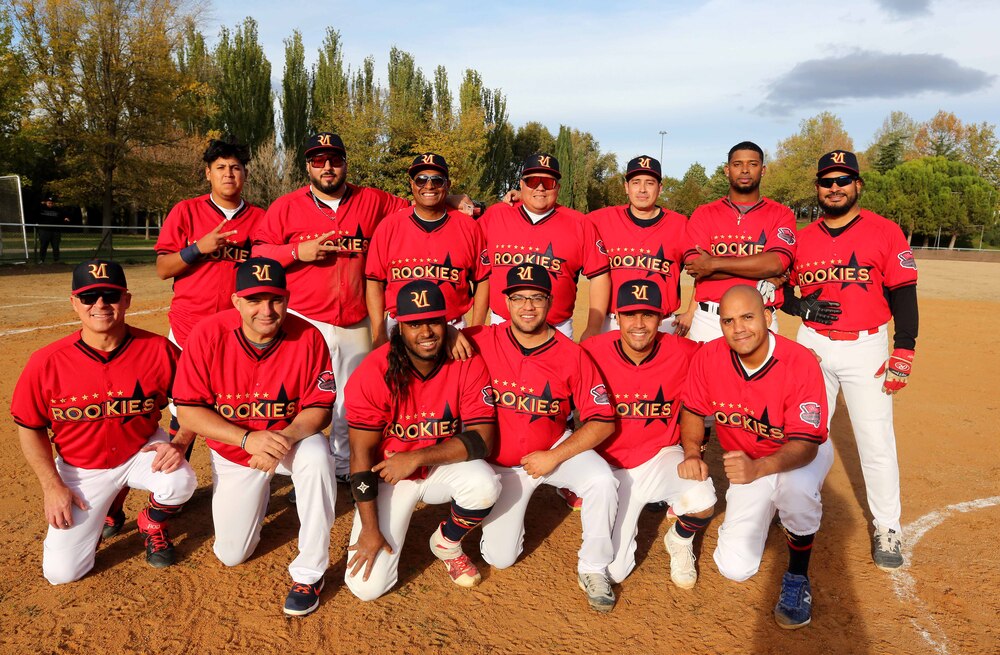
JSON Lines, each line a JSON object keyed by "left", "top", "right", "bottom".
{"left": 72, "top": 260, "right": 127, "bottom": 294}
{"left": 625, "top": 156, "right": 662, "bottom": 182}
{"left": 615, "top": 280, "right": 663, "bottom": 314}
{"left": 235, "top": 257, "right": 289, "bottom": 298}
{"left": 408, "top": 152, "right": 449, "bottom": 178}
{"left": 304, "top": 132, "right": 346, "bottom": 158}
{"left": 502, "top": 263, "right": 552, "bottom": 295}
{"left": 816, "top": 150, "right": 860, "bottom": 177}
{"left": 521, "top": 153, "right": 561, "bottom": 180}
{"left": 396, "top": 280, "right": 448, "bottom": 322}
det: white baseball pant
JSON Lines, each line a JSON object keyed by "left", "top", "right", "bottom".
{"left": 42, "top": 429, "right": 197, "bottom": 585}
{"left": 345, "top": 460, "right": 500, "bottom": 601}
{"left": 289, "top": 310, "right": 372, "bottom": 477}
{"left": 713, "top": 439, "right": 834, "bottom": 582}
{"left": 608, "top": 445, "right": 716, "bottom": 583}
{"left": 797, "top": 323, "right": 901, "bottom": 533}
{"left": 479, "top": 435, "right": 618, "bottom": 575}
{"left": 209, "top": 433, "right": 336, "bottom": 584}
{"left": 490, "top": 310, "right": 572, "bottom": 339}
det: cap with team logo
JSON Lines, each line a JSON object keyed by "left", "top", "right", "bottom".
{"left": 235, "top": 257, "right": 289, "bottom": 297}
{"left": 304, "top": 132, "right": 346, "bottom": 158}
{"left": 816, "top": 150, "right": 860, "bottom": 177}
{"left": 503, "top": 263, "right": 552, "bottom": 295}
{"left": 521, "top": 153, "right": 561, "bottom": 180}
{"left": 615, "top": 280, "right": 663, "bottom": 314}
{"left": 625, "top": 155, "right": 662, "bottom": 181}
{"left": 395, "top": 279, "right": 448, "bottom": 322}
{"left": 72, "top": 260, "right": 128, "bottom": 293}
{"left": 408, "top": 152, "right": 449, "bottom": 178}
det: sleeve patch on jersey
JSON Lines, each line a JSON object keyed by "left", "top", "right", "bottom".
{"left": 317, "top": 371, "right": 337, "bottom": 393}
{"left": 479, "top": 249, "right": 489, "bottom": 266}
{"left": 777, "top": 227, "right": 796, "bottom": 245}
{"left": 591, "top": 384, "right": 610, "bottom": 405}
{"left": 596, "top": 238, "right": 607, "bottom": 256}
{"left": 897, "top": 250, "right": 917, "bottom": 270}
{"left": 481, "top": 385, "right": 495, "bottom": 407}
{"left": 799, "top": 402, "right": 822, "bottom": 429}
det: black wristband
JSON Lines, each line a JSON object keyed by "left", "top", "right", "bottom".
{"left": 240, "top": 430, "right": 251, "bottom": 450}
{"left": 455, "top": 430, "right": 489, "bottom": 461}
{"left": 351, "top": 470, "right": 379, "bottom": 502}
{"left": 179, "top": 243, "right": 202, "bottom": 265}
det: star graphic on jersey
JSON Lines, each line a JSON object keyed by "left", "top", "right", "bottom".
{"left": 539, "top": 243, "right": 566, "bottom": 273}
{"left": 753, "top": 229, "right": 767, "bottom": 247}
{"left": 264, "top": 384, "right": 292, "bottom": 429}
{"left": 752, "top": 407, "right": 780, "bottom": 442}
{"left": 120, "top": 380, "right": 152, "bottom": 425}
{"left": 644, "top": 387, "right": 672, "bottom": 427}
{"left": 528, "top": 383, "right": 558, "bottom": 423}
{"left": 839, "top": 252, "right": 871, "bottom": 290}
{"left": 645, "top": 245, "right": 670, "bottom": 279}
{"left": 436, "top": 253, "right": 460, "bottom": 290}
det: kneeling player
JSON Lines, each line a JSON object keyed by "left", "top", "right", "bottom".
{"left": 583, "top": 280, "right": 716, "bottom": 588}
{"left": 174, "top": 258, "right": 337, "bottom": 617}
{"left": 679, "top": 285, "right": 832, "bottom": 629}
{"left": 12, "top": 261, "right": 196, "bottom": 584}
{"left": 344, "top": 280, "right": 499, "bottom": 601}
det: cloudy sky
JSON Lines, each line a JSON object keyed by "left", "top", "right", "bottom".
{"left": 210, "top": 0, "right": 998, "bottom": 177}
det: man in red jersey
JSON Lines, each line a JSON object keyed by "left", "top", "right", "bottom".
{"left": 589, "top": 156, "right": 691, "bottom": 336}
{"left": 479, "top": 153, "right": 610, "bottom": 341}
{"left": 253, "top": 133, "right": 476, "bottom": 480}
{"left": 366, "top": 152, "right": 490, "bottom": 347}
{"left": 679, "top": 285, "right": 832, "bottom": 629}
{"left": 344, "top": 280, "right": 499, "bottom": 600}
{"left": 174, "top": 258, "right": 337, "bottom": 617}
{"left": 11, "top": 261, "right": 196, "bottom": 584}
{"left": 683, "top": 141, "right": 797, "bottom": 342}
{"left": 582, "top": 280, "right": 715, "bottom": 588}
{"left": 468, "top": 264, "right": 618, "bottom": 613}
{"left": 783, "top": 150, "right": 918, "bottom": 571}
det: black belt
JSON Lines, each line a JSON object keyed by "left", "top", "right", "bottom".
{"left": 698, "top": 302, "right": 718, "bottom": 314}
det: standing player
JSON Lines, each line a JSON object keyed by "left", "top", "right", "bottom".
{"left": 468, "top": 264, "right": 619, "bottom": 613}
{"left": 36, "top": 195, "right": 70, "bottom": 263}
{"left": 582, "top": 280, "right": 716, "bottom": 587}
{"left": 173, "top": 258, "right": 338, "bottom": 617}
{"left": 366, "top": 153, "right": 490, "bottom": 347}
{"left": 683, "top": 142, "right": 797, "bottom": 342}
{"left": 11, "top": 261, "right": 197, "bottom": 584}
{"left": 344, "top": 280, "right": 499, "bottom": 600}
{"left": 479, "top": 153, "right": 610, "bottom": 341}
{"left": 588, "top": 156, "right": 691, "bottom": 336}
{"left": 679, "top": 285, "right": 832, "bottom": 629}
{"left": 784, "top": 150, "right": 918, "bottom": 570}
{"left": 253, "top": 132, "right": 477, "bottom": 480}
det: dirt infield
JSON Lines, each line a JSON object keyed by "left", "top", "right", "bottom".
{"left": 0, "top": 259, "right": 996, "bottom": 655}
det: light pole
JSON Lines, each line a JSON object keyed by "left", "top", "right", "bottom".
{"left": 659, "top": 130, "right": 668, "bottom": 163}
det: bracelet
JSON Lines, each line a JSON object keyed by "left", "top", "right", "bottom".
{"left": 179, "top": 243, "right": 202, "bottom": 265}
{"left": 291, "top": 242, "right": 299, "bottom": 261}
{"left": 240, "top": 430, "right": 251, "bottom": 450}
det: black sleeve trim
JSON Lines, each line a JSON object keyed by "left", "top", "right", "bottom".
{"left": 347, "top": 421, "right": 387, "bottom": 432}
{"left": 300, "top": 402, "right": 335, "bottom": 411}
{"left": 462, "top": 417, "right": 495, "bottom": 427}
{"left": 787, "top": 434, "right": 824, "bottom": 444}
{"left": 583, "top": 416, "right": 616, "bottom": 424}
{"left": 12, "top": 419, "right": 50, "bottom": 430}
{"left": 172, "top": 400, "right": 216, "bottom": 408}
{"left": 888, "top": 284, "right": 918, "bottom": 350}
{"left": 585, "top": 266, "right": 611, "bottom": 280}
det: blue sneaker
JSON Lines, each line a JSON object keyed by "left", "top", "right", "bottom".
{"left": 283, "top": 578, "right": 324, "bottom": 617}
{"left": 774, "top": 572, "right": 812, "bottom": 629}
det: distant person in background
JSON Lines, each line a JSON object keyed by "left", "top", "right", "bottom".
{"left": 37, "top": 195, "right": 70, "bottom": 263}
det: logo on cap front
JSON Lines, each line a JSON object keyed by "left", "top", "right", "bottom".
{"left": 410, "top": 289, "right": 430, "bottom": 308}
{"left": 831, "top": 152, "right": 845, "bottom": 164}
{"left": 638, "top": 157, "right": 651, "bottom": 169}
{"left": 537, "top": 155, "right": 551, "bottom": 168}
{"left": 421, "top": 154, "right": 435, "bottom": 165}
{"left": 631, "top": 285, "right": 649, "bottom": 301}
{"left": 88, "top": 263, "right": 108, "bottom": 279}
{"left": 251, "top": 264, "right": 273, "bottom": 282}
{"left": 516, "top": 265, "right": 534, "bottom": 281}
{"left": 318, "top": 134, "right": 331, "bottom": 146}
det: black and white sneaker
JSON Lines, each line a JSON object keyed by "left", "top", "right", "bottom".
{"left": 283, "top": 578, "right": 324, "bottom": 617}
{"left": 873, "top": 527, "right": 904, "bottom": 570}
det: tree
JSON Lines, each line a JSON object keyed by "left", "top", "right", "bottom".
{"left": 310, "top": 28, "right": 348, "bottom": 133}
{"left": 280, "top": 30, "right": 310, "bottom": 161}
{"left": 706, "top": 163, "right": 730, "bottom": 200}
{"left": 865, "top": 111, "right": 918, "bottom": 173}
{"left": 213, "top": 17, "right": 273, "bottom": 153}
{"left": 961, "top": 121, "right": 1000, "bottom": 187}
{"left": 175, "top": 18, "right": 215, "bottom": 136}
{"left": 764, "top": 112, "right": 854, "bottom": 214}
{"left": 914, "top": 110, "right": 964, "bottom": 160}
{"left": 665, "top": 163, "right": 710, "bottom": 216}
{"left": 0, "top": 11, "right": 29, "bottom": 173}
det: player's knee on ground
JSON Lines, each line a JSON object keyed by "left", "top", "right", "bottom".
{"left": 344, "top": 569, "right": 393, "bottom": 602}
{"left": 212, "top": 536, "right": 257, "bottom": 568}
{"left": 479, "top": 529, "right": 521, "bottom": 570}
{"left": 42, "top": 544, "right": 96, "bottom": 585}
{"left": 713, "top": 540, "right": 763, "bottom": 582}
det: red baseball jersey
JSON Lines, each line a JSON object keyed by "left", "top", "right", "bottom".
{"left": 345, "top": 345, "right": 495, "bottom": 478}
{"left": 588, "top": 205, "right": 687, "bottom": 314}
{"left": 155, "top": 195, "right": 264, "bottom": 347}
{"left": 365, "top": 208, "right": 489, "bottom": 321}
{"left": 11, "top": 328, "right": 179, "bottom": 469}
{"left": 684, "top": 197, "right": 796, "bottom": 305}
{"left": 792, "top": 210, "right": 918, "bottom": 331}
{"left": 682, "top": 335, "right": 827, "bottom": 460}
{"left": 479, "top": 203, "right": 610, "bottom": 324}
{"left": 173, "top": 309, "right": 336, "bottom": 467}
{"left": 465, "top": 325, "right": 614, "bottom": 467}
{"left": 252, "top": 185, "right": 409, "bottom": 326}
{"left": 583, "top": 331, "right": 701, "bottom": 469}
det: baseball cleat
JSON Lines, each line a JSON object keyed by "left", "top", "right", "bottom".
{"left": 577, "top": 572, "right": 616, "bottom": 613}
{"left": 429, "top": 523, "right": 481, "bottom": 588}
{"left": 102, "top": 508, "right": 126, "bottom": 540}
{"left": 872, "top": 527, "right": 904, "bottom": 570}
{"left": 774, "top": 572, "right": 812, "bottom": 629}
{"left": 556, "top": 487, "right": 583, "bottom": 511}
{"left": 663, "top": 527, "right": 698, "bottom": 589}
{"left": 283, "top": 578, "right": 324, "bottom": 617}
{"left": 137, "top": 508, "right": 175, "bottom": 569}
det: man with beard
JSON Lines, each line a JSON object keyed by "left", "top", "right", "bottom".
{"left": 783, "top": 150, "right": 918, "bottom": 571}
{"left": 683, "top": 142, "right": 797, "bottom": 343}
{"left": 344, "top": 280, "right": 499, "bottom": 600}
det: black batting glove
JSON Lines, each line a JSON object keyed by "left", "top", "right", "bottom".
{"left": 799, "top": 290, "right": 842, "bottom": 325}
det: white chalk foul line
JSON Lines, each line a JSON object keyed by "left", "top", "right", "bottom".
{"left": 0, "top": 307, "right": 168, "bottom": 337}
{"left": 892, "top": 495, "right": 1000, "bottom": 655}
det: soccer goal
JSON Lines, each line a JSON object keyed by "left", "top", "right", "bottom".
{"left": 0, "top": 174, "right": 29, "bottom": 263}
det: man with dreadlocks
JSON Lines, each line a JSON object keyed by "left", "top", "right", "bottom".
{"left": 343, "top": 280, "right": 500, "bottom": 600}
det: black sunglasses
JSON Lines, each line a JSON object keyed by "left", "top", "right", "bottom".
{"left": 76, "top": 289, "right": 123, "bottom": 305}
{"left": 413, "top": 174, "right": 447, "bottom": 189}
{"left": 817, "top": 175, "right": 857, "bottom": 189}
{"left": 522, "top": 175, "right": 558, "bottom": 191}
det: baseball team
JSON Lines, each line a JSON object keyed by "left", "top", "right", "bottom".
{"left": 12, "top": 133, "right": 918, "bottom": 629}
